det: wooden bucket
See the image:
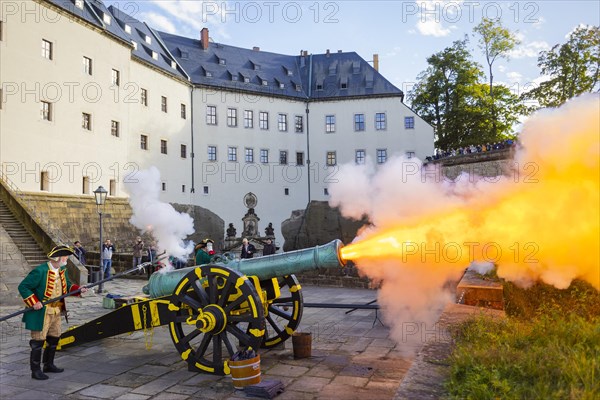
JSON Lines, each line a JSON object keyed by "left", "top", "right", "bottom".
{"left": 229, "top": 355, "right": 261, "bottom": 389}
{"left": 292, "top": 332, "right": 312, "bottom": 359}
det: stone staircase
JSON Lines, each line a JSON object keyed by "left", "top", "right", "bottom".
{"left": 0, "top": 198, "right": 47, "bottom": 266}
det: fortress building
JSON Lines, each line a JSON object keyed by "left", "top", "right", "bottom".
{"left": 0, "top": 0, "right": 434, "bottom": 241}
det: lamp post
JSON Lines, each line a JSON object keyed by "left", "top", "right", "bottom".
{"left": 94, "top": 186, "right": 108, "bottom": 293}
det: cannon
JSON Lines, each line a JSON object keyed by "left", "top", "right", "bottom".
{"left": 59, "top": 240, "right": 346, "bottom": 375}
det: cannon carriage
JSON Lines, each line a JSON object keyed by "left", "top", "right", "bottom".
{"left": 58, "top": 240, "right": 346, "bottom": 375}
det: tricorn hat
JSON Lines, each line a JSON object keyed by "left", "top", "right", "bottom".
{"left": 48, "top": 245, "right": 75, "bottom": 258}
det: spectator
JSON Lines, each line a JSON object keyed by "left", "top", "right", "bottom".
{"left": 262, "top": 238, "right": 276, "bottom": 256}
{"left": 73, "top": 241, "right": 86, "bottom": 265}
{"left": 132, "top": 237, "right": 144, "bottom": 273}
{"left": 102, "top": 239, "right": 116, "bottom": 279}
{"left": 241, "top": 238, "right": 256, "bottom": 259}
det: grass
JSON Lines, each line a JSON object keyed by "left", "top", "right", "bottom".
{"left": 445, "top": 280, "right": 600, "bottom": 399}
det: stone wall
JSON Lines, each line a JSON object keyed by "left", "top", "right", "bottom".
{"left": 432, "top": 148, "right": 515, "bottom": 180}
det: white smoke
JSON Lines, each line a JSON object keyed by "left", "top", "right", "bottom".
{"left": 124, "top": 167, "right": 194, "bottom": 262}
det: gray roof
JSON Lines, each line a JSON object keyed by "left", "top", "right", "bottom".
{"left": 47, "top": 0, "right": 404, "bottom": 100}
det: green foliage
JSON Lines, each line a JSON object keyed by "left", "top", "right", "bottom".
{"left": 523, "top": 25, "right": 600, "bottom": 108}
{"left": 446, "top": 281, "right": 600, "bottom": 399}
{"left": 409, "top": 38, "right": 524, "bottom": 150}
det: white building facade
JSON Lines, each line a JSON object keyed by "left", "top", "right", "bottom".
{"left": 0, "top": 0, "right": 434, "bottom": 243}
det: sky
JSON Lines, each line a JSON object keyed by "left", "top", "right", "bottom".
{"left": 108, "top": 0, "right": 600, "bottom": 103}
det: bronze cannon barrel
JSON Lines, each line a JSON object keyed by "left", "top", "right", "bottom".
{"left": 144, "top": 239, "right": 346, "bottom": 298}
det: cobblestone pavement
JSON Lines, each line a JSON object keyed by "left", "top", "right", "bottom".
{"left": 0, "top": 277, "right": 423, "bottom": 400}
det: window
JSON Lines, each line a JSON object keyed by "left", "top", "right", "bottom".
{"left": 326, "top": 151, "right": 337, "bottom": 166}
{"left": 161, "top": 182, "right": 166, "bottom": 191}
{"left": 278, "top": 114, "right": 287, "bottom": 131}
{"left": 284, "top": 188, "right": 289, "bottom": 195}
{"left": 355, "top": 150, "right": 366, "bottom": 165}
{"left": 41, "top": 101, "right": 52, "bottom": 121}
{"left": 75, "top": 0, "right": 84, "bottom": 9}
{"left": 296, "top": 152, "right": 304, "bottom": 166}
{"left": 245, "top": 148, "right": 254, "bottom": 163}
{"left": 83, "top": 56, "right": 92, "bottom": 75}
{"left": 404, "top": 116, "right": 415, "bottom": 129}
{"left": 375, "top": 113, "right": 386, "bottom": 130}
{"left": 279, "top": 151, "right": 288, "bottom": 165}
{"left": 152, "top": 51, "right": 158, "bottom": 60}
{"left": 324, "top": 188, "right": 329, "bottom": 195}
{"left": 0, "top": 88, "right": 2, "bottom": 110}
{"left": 160, "top": 140, "right": 167, "bottom": 154}
{"left": 181, "top": 104, "right": 186, "bottom": 119}
{"left": 82, "top": 113, "right": 92, "bottom": 130}
{"left": 111, "top": 120, "right": 119, "bottom": 137}
{"left": 228, "top": 147, "right": 237, "bottom": 162}
{"left": 325, "top": 115, "right": 336, "bottom": 133}
{"left": 0, "top": 20, "right": 3, "bottom": 41}
{"left": 377, "top": 149, "right": 387, "bottom": 164}
{"left": 316, "top": 84, "right": 323, "bottom": 91}
{"left": 182, "top": 185, "right": 186, "bottom": 193}
{"left": 141, "top": 88, "right": 148, "bottom": 106}
{"left": 260, "top": 149, "right": 269, "bottom": 164}
{"left": 109, "top": 179, "right": 116, "bottom": 196}
{"left": 161, "top": 96, "right": 167, "bottom": 113}
{"left": 145, "top": 35, "right": 151, "bottom": 44}
{"left": 203, "top": 186, "right": 209, "bottom": 194}
{"left": 131, "top": 41, "right": 137, "bottom": 50}
{"left": 259, "top": 112, "right": 269, "bottom": 130}
{"left": 227, "top": 108, "right": 237, "bottom": 127}
{"left": 40, "top": 171, "right": 49, "bottom": 191}
{"left": 42, "top": 39, "right": 53, "bottom": 60}
{"left": 354, "top": 114, "right": 365, "bottom": 131}
{"left": 124, "top": 24, "right": 131, "bottom": 34}
{"left": 295, "top": 115, "right": 303, "bottom": 133}
{"left": 406, "top": 151, "right": 415, "bottom": 159}
{"left": 208, "top": 146, "right": 217, "bottom": 161}
{"left": 82, "top": 176, "right": 90, "bottom": 194}
{"left": 140, "top": 134, "right": 148, "bottom": 150}
{"left": 111, "top": 69, "right": 120, "bottom": 86}
{"left": 244, "top": 110, "right": 254, "bottom": 128}
{"left": 206, "top": 105, "right": 217, "bottom": 125}
{"left": 180, "top": 144, "right": 187, "bottom": 158}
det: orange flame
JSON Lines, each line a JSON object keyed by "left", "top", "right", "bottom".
{"left": 337, "top": 95, "right": 599, "bottom": 290}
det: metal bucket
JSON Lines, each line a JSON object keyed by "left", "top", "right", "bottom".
{"left": 229, "top": 355, "right": 261, "bottom": 389}
{"left": 292, "top": 332, "right": 312, "bottom": 359}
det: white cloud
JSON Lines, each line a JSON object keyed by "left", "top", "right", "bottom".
{"left": 416, "top": 20, "right": 452, "bottom": 37}
{"left": 505, "top": 71, "right": 523, "bottom": 83}
{"left": 149, "top": 0, "right": 230, "bottom": 40}
{"left": 411, "top": 0, "right": 461, "bottom": 37}
{"left": 509, "top": 41, "right": 549, "bottom": 59}
{"left": 141, "top": 12, "right": 176, "bottom": 34}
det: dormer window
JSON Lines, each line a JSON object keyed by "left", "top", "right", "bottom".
{"left": 295, "top": 84, "right": 302, "bottom": 91}
{"left": 366, "top": 77, "right": 374, "bottom": 88}
{"left": 75, "top": 0, "right": 84, "bottom": 10}
{"left": 230, "top": 72, "right": 238, "bottom": 81}
{"left": 244, "top": 77, "right": 250, "bottom": 83}
{"left": 103, "top": 13, "right": 111, "bottom": 25}
{"left": 125, "top": 24, "right": 131, "bottom": 34}
{"left": 180, "top": 49, "right": 189, "bottom": 59}
{"left": 340, "top": 77, "right": 348, "bottom": 90}
{"left": 251, "top": 61, "right": 260, "bottom": 71}
{"left": 262, "top": 80, "right": 268, "bottom": 86}
{"left": 152, "top": 51, "right": 158, "bottom": 60}
{"left": 219, "top": 58, "right": 226, "bottom": 65}
{"left": 279, "top": 83, "right": 285, "bottom": 89}
{"left": 171, "top": 61, "right": 177, "bottom": 69}
{"left": 352, "top": 61, "right": 360, "bottom": 74}
{"left": 316, "top": 83, "right": 323, "bottom": 91}
{"left": 287, "top": 69, "right": 293, "bottom": 76}
{"left": 131, "top": 40, "right": 137, "bottom": 50}
{"left": 145, "top": 35, "right": 151, "bottom": 44}
{"left": 203, "top": 67, "right": 213, "bottom": 77}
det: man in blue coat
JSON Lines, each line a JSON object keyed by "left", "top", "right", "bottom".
{"left": 18, "top": 245, "right": 87, "bottom": 380}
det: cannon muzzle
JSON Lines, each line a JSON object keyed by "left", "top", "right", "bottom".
{"left": 145, "top": 239, "right": 346, "bottom": 298}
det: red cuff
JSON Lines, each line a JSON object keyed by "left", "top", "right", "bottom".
{"left": 23, "top": 294, "right": 40, "bottom": 307}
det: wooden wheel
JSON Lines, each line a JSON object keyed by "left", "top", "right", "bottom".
{"left": 261, "top": 274, "right": 303, "bottom": 348}
{"left": 168, "top": 265, "right": 264, "bottom": 375}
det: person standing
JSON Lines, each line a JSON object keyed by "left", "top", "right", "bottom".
{"left": 132, "top": 237, "right": 144, "bottom": 273}
{"left": 240, "top": 238, "right": 256, "bottom": 259}
{"left": 18, "top": 245, "right": 87, "bottom": 380}
{"left": 195, "top": 239, "right": 213, "bottom": 265}
{"left": 262, "top": 237, "right": 276, "bottom": 256}
{"left": 102, "top": 239, "right": 116, "bottom": 279}
{"left": 72, "top": 241, "right": 86, "bottom": 265}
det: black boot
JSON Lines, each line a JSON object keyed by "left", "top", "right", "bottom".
{"left": 30, "top": 340, "right": 49, "bottom": 380}
{"left": 42, "top": 336, "right": 64, "bottom": 373}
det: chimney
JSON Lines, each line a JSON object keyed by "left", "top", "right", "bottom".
{"left": 337, "top": 50, "right": 342, "bottom": 53}
{"left": 303, "top": 50, "right": 308, "bottom": 57}
{"left": 200, "top": 28, "right": 209, "bottom": 50}
{"left": 253, "top": 46, "right": 260, "bottom": 51}
{"left": 326, "top": 49, "right": 330, "bottom": 56}
{"left": 373, "top": 53, "right": 379, "bottom": 71}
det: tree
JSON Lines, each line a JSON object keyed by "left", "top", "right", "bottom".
{"left": 409, "top": 38, "right": 525, "bottom": 151}
{"left": 473, "top": 18, "right": 520, "bottom": 136}
{"left": 524, "top": 25, "right": 599, "bottom": 108}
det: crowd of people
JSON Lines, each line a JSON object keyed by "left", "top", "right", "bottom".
{"left": 425, "top": 139, "right": 517, "bottom": 163}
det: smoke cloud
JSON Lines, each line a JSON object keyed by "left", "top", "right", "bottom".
{"left": 330, "top": 94, "right": 599, "bottom": 353}
{"left": 124, "top": 167, "right": 194, "bottom": 264}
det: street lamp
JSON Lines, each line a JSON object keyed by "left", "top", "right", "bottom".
{"left": 94, "top": 185, "right": 108, "bottom": 293}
